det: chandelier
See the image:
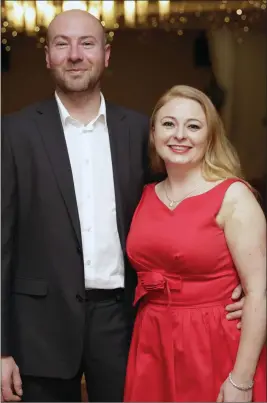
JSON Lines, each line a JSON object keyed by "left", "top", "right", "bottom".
{"left": 1, "top": 1, "right": 266, "bottom": 51}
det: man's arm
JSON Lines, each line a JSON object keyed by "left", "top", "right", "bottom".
{"left": 1, "top": 119, "right": 17, "bottom": 356}
{"left": 1, "top": 120, "right": 23, "bottom": 402}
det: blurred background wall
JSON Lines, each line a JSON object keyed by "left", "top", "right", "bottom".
{"left": 1, "top": 0, "right": 266, "bottom": 185}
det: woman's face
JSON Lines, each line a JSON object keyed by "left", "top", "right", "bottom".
{"left": 153, "top": 97, "right": 209, "bottom": 169}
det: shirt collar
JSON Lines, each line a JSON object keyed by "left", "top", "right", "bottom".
{"left": 55, "top": 92, "right": 107, "bottom": 128}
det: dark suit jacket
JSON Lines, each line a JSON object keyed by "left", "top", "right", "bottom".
{"left": 1, "top": 97, "right": 151, "bottom": 379}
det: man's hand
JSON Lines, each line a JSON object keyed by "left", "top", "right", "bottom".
{"left": 225, "top": 284, "right": 245, "bottom": 329}
{"left": 1, "top": 356, "right": 23, "bottom": 401}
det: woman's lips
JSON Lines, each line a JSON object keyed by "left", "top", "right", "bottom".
{"left": 168, "top": 145, "right": 192, "bottom": 154}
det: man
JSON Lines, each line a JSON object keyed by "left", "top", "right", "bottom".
{"left": 1, "top": 10, "right": 244, "bottom": 402}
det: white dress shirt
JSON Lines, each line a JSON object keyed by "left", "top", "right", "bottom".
{"left": 55, "top": 92, "right": 124, "bottom": 289}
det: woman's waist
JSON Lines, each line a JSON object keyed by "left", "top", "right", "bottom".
{"left": 134, "top": 271, "right": 239, "bottom": 307}
{"left": 141, "top": 291, "right": 233, "bottom": 308}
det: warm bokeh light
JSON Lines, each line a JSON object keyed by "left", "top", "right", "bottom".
{"left": 124, "top": 0, "right": 136, "bottom": 27}
{"left": 1, "top": 0, "right": 265, "bottom": 42}
{"left": 102, "top": 1, "right": 115, "bottom": 28}
{"left": 158, "top": 0, "right": 170, "bottom": 19}
{"left": 6, "top": 1, "right": 24, "bottom": 31}
{"left": 62, "top": 1, "right": 87, "bottom": 12}
{"left": 136, "top": 1, "right": 149, "bottom": 24}
{"left": 24, "top": 1, "right": 36, "bottom": 34}
{"left": 88, "top": 0, "right": 101, "bottom": 19}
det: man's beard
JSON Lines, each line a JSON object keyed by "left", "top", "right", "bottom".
{"left": 51, "top": 67, "right": 102, "bottom": 93}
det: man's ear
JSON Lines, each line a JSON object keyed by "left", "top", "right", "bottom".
{"left": 45, "top": 45, "right": 50, "bottom": 69}
{"left": 104, "top": 43, "right": 111, "bottom": 68}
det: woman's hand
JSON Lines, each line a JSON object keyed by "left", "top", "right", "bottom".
{"left": 216, "top": 378, "right": 252, "bottom": 402}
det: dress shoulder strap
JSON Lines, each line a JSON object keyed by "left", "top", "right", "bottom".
{"left": 208, "top": 178, "right": 250, "bottom": 215}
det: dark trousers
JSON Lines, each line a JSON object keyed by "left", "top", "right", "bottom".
{"left": 21, "top": 289, "right": 131, "bottom": 402}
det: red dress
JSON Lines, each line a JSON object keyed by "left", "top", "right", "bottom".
{"left": 124, "top": 179, "right": 266, "bottom": 402}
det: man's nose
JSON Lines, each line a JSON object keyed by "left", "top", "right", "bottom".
{"left": 68, "top": 45, "right": 83, "bottom": 62}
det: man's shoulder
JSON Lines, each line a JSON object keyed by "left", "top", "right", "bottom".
{"left": 106, "top": 101, "right": 149, "bottom": 125}
{"left": 3, "top": 98, "right": 55, "bottom": 123}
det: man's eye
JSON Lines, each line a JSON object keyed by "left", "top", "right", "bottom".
{"left": 56, "top": 43, "right": 67, "bottom": 47}
{"left": 83, "top": 42, "right": 93, "bottom": 47}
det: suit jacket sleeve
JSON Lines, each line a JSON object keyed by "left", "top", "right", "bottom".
{"left": 1, "top": 118, "right": 17, "bottom": 356}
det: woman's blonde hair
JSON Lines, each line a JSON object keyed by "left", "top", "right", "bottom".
{"left": 149, "top": 85, "right": 244, "bottom": 181}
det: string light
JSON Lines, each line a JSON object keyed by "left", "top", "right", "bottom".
{"left": 88, "top": 1, "right": 101, "bottom": 19}
{"left": 124, "top": 0, "right": 136, "bottom": 27}
{"left": 159, "top": 0, "right": 170, "bottom": 20}
{"left": 62, "top": 1, "right": 87, "bottom": 12}
{"left": 102, "top": 1, "right": 115, "bottom": 29}
{"left": 0, "top": 0, "right": 265, "bottom": 37}
{"left": 24, "top": 1, "right": 37, "bottom": 34}
{"left": 136, "top": 0, "right": 148, "bottom": 24}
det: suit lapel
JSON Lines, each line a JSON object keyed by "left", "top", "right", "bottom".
{"left": 106, "top": 103, "right": 130, "bottom": 251}
{"left": 35, "top": 98, "right": 82, "bottom": 249}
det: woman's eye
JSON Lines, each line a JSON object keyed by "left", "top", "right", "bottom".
{"left": 163, "top": 121, "right": 174, "bottom": 127}
{"left": 188, "top": 124, "right": 200, "bottom": 130}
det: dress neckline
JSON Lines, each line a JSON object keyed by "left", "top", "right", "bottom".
{"left": 152, "top": 178, "right": 235, "bottom": 213}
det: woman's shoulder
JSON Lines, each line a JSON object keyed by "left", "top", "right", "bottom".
{"left": 223, "top": 179, "right": 255, "bottom": 204}
{"left": 222, "top": 178, "right": 264, "bottom": 221}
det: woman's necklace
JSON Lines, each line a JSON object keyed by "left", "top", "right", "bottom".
{"left": 164, "top": 181, "right": 203, "bottom": 208}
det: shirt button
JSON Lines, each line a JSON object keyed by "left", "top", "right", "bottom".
{"left": 86, "top": 260, "right": 91, "bottom": 266}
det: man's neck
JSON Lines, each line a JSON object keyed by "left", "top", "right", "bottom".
{"left": 56, "top": 88, "right": 102, "bottom": 125}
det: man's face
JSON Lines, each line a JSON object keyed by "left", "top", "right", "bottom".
{"left": 45, "top": 12, "right": 110, "bottom": 93}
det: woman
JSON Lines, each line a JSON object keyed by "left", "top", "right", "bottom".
{"left": 124, "top": 85, "right": 266, "bottom": 402}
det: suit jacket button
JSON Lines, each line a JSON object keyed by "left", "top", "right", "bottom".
{"left": 76, "top": 294, "right": 83, "bottom": 302}
{"left": 76, "top": 246, "right": 82, "bottom": 255}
